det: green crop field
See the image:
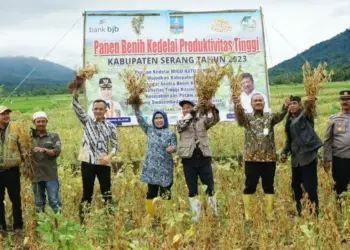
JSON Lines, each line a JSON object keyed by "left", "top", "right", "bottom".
{"left": 1, "top": 82, "right": 349, "bottom": 249}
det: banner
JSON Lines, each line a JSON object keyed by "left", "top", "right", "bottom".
{"left": 84, "top": 9, "right": 270, "bottom": 125}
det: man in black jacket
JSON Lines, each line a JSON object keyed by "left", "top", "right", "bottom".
{"left": 280, "top": 96, "right": 323, "bottom": 216}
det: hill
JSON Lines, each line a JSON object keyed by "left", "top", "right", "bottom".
{"left": 0, "top": 56, "right": 75, "bottom": 95}
{"left": 268, "top": 29, "right": 350, "bottom": 84}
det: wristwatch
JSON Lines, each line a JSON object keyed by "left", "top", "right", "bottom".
{"left": 43, "top": 149, "right": 47, "bottom": 154}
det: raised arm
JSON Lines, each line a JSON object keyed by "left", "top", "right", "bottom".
{"left": 134, "top": 106, "right": 149, "bottom": 134}
{"left": 72, "top": 94, "right": 89, "bottom": 124}
{"left": 233, "top": 100, "right": 249, "bottom": 128}
{"left": 176, "top": 114, "right": 193, "bottom": 133}
{"left": 204, "top": 105, "right": 220, "bottom": 130}
{"left": 271, "top": 98, "right": 290, "bottom": 125}
{"left": 304, "top": 96, "right": 317, "bottom": 118}
{"left": 271, "top": 106, "right": 288, "bottom": 125}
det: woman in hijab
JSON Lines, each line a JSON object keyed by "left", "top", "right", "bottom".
{"left": 132, "top": 104, "right": 177, "bottom": 223}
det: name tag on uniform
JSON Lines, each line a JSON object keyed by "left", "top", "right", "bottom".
{"left": 263, "top": 128, "right": 269, "bottom": 135}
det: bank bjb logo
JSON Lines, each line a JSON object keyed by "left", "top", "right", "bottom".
{"left": 89, "top": 25, "right": 119, "bottom": 33}
{"left": 88, "top": 18, "right": 119, "bottom": 33}
{"left": 170, "top": 16, "right": 184, "bottom": 34}
{"left": 241, "top": 16, "right": 256, "bottom": 29}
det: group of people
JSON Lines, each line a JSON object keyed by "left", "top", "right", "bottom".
{"left": 0, "top": 86, "right": 349, "bottom": 233}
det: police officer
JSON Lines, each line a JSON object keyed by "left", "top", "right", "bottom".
{"left": 324, "top": 90, "right": 350, "bottom": 201}
{"left": 88, "top": 77, "right": 124, "bottom": 118}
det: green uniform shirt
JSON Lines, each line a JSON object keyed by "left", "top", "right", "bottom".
{"left": 32, "top": 130, "right": 61, "bottom": 183}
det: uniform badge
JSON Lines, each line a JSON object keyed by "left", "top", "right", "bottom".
{"left": 338, "top": 127, "right": 342, "bottom": 131}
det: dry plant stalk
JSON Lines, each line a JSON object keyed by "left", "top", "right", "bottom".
{"left": 302, "top": 61, "right": 333, "bottom": 97}
{"left": 16, "top": 121, "right": 36, "bottom": 180}
{"left": 68, "top": 63, "right": 98, "bottom": 92}
{"left": 227, "top": 64, "right": 244, "bottom": 100}
{"left": 193, "top": 60, "right": 227, "bottom": 113}
{"left": 119, "top": 66, "right": 152, "bottom": 105}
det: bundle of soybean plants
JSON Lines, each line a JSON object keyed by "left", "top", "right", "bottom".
{"left": 119, "top": 66, "right": 153, "bottom": 105}
{"left": 227, "top": 64, "right": 244, "bottom": 101}
{"left": 302, "top": 61, "right": 333, "bottom": 115}
{"left": 68, "top": 63, "right": 99, "bottom": 92}
{"left": 193, "top": 60, "right": 227, "bottom": 114}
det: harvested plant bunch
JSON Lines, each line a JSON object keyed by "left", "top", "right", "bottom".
{"left": 119, "top": 66, "right": 151, "bottom": 105}
{"left": 227, "top": 64, "right": 243, "bottom": 100}
{"left": 131, "top": 16, "right": 144, "bottom": 36}
{"left": 68, "top": 63, "right": 98, "bottom": 92}
{"left": 16, "top": 121, "right": 36, "bottom": 180}
{"left": 194, "top": 60, "right": 227, "bottom": 113}
{"left": 302, "top": 61, "right": 333, "bottom": 97}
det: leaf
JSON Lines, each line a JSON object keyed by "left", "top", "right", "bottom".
{"left": 172, "top": 234, "right": 182, "bottom": 245}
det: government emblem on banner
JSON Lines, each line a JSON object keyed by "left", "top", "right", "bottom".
{"left": 170, "top": 16, "right": 184, "bottom": 34}
{"left": 241, "top": 16, "right": 256, "bottom": 29}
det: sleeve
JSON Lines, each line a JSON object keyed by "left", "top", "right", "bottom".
{"left": 280, "top": 137, "right": 291, "bottom": 156}
{"left": 135, "top": 108, "right": 149, "bottom": 134}
{"left": 72, "top": 95, "right": 89, "bottom": 124}
{"left": 271, "top": 105, "right": 288, "bottom": 125}
{"left": 170, "top": 131, "right": 177, "bottom": 152}
{"left": 204, "top": 106, "right": 220, "bottom": 130}
{"left": 304, "top": 100, "right": 316, "bottom": 118}
{"left": 52, "top": 133, "right": 62, "bottom": 157}
{"left": 233, "top": 101, "right": 249, "bottom": 128}
{"left": 176, "top": 116, "right": 192, "bottom": 133}
{"left": 323, "top": 117, "right": 334, "bottom": 161}
{"left": 110, "top": 124, "right": 118, "bottom": 154}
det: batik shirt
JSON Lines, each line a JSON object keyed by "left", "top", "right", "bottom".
{"left": 234, "top": 102, "right": 287, "bottom": 162}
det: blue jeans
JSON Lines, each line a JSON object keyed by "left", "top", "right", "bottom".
{"left": 32, "top": 179, "right": 61, "bottom": 213}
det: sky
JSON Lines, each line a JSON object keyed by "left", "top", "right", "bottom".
{"left": 0, "top": 0, "right": 349, "bottom": 69}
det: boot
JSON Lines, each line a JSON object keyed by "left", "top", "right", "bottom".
{"left": 207, "top": 196, "right": 218, "bottom": 216}
{"left": 145, "top": 199, "right": 155, "bottom": 218}
{"left": 188, "top": 197, "right": 201, "bottom": 223}
{"left": 242, "top": 195, "right": 253, "bottom": 220}
{"left": 265, "top": 194, "right": 274, "bottom": 220}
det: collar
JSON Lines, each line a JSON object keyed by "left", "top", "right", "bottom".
{"left": 290, "top": 111, "right": 302, "bottom": 118}
{"left": 32, "top": 129, "right": 48, "bottom": 137}
{"left": 0, "top": 123, "right": 9, "bottom": 131}
{"left": 93, "top": 118, "right": 106, "bottom": 123}
{"left": 242, "top": 90, "right": 256, "bottom": 98}
{"left": 253, "top": 110, "right": 264, "bottom": 117}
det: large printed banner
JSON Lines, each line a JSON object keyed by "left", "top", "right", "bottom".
{"left": 84, "top": 9, "right": 270, "bottom": 125}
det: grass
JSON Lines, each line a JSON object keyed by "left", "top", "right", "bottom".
{"left": 0, "top": 82, "right": 349, "bottom": 249}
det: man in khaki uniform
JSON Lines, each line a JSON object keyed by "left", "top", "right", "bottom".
{"left": 324, "top": 90, "right": 350, "bottom": 200}
{"left": 176, "top": 100, "right": 220, "bottom": 222}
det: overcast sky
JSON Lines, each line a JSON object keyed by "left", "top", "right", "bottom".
{"left": 1, "top": 0, "right": 349, "bottom": 69}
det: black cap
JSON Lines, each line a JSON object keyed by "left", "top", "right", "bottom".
{"left": 179, "top": 100, "right": 194, "bottom": 107}
{"left": 99, "top": 77, "right": 112, "bottom": 88}
{"left": 340, "top": 90, "right": 350, "bottom": 99}
{"left": 290, "top": 95, "right": 301, "bottom": 102}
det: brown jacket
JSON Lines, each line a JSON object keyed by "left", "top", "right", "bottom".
{"left": 176, "top": 106, "right": 220, "bottom": 158}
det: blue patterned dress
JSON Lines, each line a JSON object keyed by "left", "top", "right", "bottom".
{"left": 135, "top": 109, "right": 177, "bottom": 187}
